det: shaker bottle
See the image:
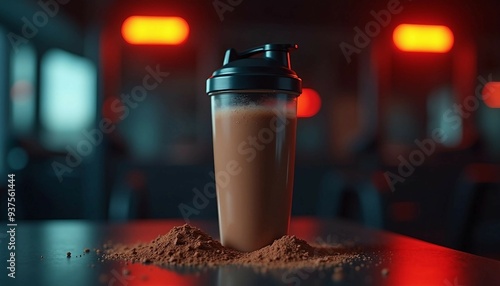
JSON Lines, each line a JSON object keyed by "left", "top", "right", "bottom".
{"left": 206, "top": 44, "right": 302, "bottom": 252}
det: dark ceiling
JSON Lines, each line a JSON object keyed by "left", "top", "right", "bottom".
{"left": 56, "top": 0, "right": 500, "bottom": 33}
{"left": 2, "top": 0, "right": 499, "bottom": 54}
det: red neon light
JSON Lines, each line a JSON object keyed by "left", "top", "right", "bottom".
{"left": 393, "top": 24, "right": 454, "bottom": 53}
{"left": 482, "top": 82, "right": 500, "bottom": 108}
{"left": 121, "top": 16, "right": 189, "bottom": 45}
{"left": 297, "top": 88, "right": 321, "bottom": 118}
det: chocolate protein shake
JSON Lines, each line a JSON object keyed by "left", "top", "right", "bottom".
{"left": 207, "top": 44, "right": 302, "bottom": 251}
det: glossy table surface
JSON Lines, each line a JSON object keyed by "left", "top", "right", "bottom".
{"left": 1, "top": 218, "right": 500, "bottom": 286}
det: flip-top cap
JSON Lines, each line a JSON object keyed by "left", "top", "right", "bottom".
{"left": 206, "top": 44, "right": 302, "bottom": 96}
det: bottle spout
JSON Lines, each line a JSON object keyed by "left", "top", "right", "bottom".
{"left": 223, "top": 44, "right": 298, "bottom": 68}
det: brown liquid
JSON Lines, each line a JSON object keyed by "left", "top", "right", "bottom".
{"left": 213, "top": 106, "right": 297, "bottom": 252}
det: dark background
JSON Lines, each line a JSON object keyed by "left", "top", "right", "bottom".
{"left": 0, "top": 0, "right": 499, "bottom": 260}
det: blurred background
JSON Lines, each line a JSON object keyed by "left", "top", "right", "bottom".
{"left": 0, "top": 0, "right": 499, "bottom": 260}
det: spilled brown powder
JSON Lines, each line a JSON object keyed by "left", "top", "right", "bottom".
{"left": 103, "top": 224, "right": 358, "bottom": 269}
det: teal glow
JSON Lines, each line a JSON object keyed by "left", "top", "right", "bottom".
{"left": 427, "top": 87, "right": 462, "bottom": 147}
{"left": 10, "top": 44, "right": 36, "bottom": 135}
{"left": 40, "top": 49, "right": 96, "bottom": 135}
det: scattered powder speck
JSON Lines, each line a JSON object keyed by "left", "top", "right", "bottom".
{"left": 103, "top": 224, "right": 362, "bottom": 270}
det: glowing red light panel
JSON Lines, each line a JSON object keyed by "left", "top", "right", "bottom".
{"left": 122, "top": 16, "right": 189, "bottom": 45}
{"left": 297, "top": 88, "right": 321, "bottom": 118}
{"left": 483, "top": 82, "right": 500, "bottom": 108}
{"left": 393, "top": 24, "right": 454, "bottom": 53}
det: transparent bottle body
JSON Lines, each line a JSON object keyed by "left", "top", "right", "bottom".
{"left": 211, "top": 92, "right": 297, "bottom": 252}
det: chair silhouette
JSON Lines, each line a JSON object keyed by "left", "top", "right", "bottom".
{"left": 317, "top": 170, "right": 383, "bottom": 228}
{"left": 108, "top": 164, "right": 218, "bottom": 221}
{"left": 447, "top": 163, "right": 500, "bottom": 259}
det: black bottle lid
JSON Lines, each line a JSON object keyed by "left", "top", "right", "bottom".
{"left": 206, "top": 44, "right": 302, "bottom": 96}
